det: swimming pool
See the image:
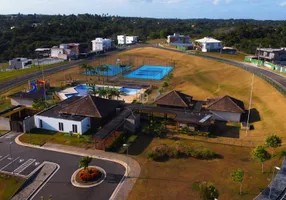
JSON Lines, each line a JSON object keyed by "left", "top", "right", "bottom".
{"left": 124, "top": 65, "right": 173, "bottom": 80}
{"left": 84, "top": 64, "right": 131, "bottom": 77}
{"left": 64, "top": 85, "right": 141, "bottom": 98}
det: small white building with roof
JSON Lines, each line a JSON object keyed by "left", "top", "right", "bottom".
{"left": 117, "top": 35, "right": 138, "bottom": 45}
{"left": 195, "top": 37, "right": 222, "bottom": 52}
{"left": 167, "top": 33, "right": 193, "bottom": 47}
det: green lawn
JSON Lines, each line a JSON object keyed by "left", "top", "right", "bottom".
{"left": 0, "top": 98, "right": 12, "bottom": 112}
{"left": 19, "top": 128, "right": 94, "bottom": 147}
{"left": 0, "top": 130, "right": 8, "bottom": 137}
{"left": 0, "top": 61, "right": 70, "bottom": 84}
{"left": 0, "top": 173, "right": 24, "bottom": 200}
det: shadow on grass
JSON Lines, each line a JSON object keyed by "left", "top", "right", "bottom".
{"left": 210, "top": 121, "right": 240, "bottom": 138}
{"left": 128, "top": 135, "right": 153, "bottom": 156}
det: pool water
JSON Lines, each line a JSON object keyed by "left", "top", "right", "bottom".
{"left": 84, "top": 64, "right": 131, "bottom": 77}
{"left": 124, "top": 65, "right": 173, "bottom": 80}
{"left": 65, "top": 85, "right": 141, "bottom": 98}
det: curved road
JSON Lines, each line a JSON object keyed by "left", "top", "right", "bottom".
{"left": 0, "top": 132, "right": 125, "bottom": 200}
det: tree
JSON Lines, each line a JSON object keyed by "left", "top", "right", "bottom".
{"left": 265, "top": 134, "right": 282, "bottom": 156}
{"left": 252, "top": 146, "right": 271, "bottom": 173}
{"left": 88, "top": 83, "right": 98, "bottom": 96}
{"left": 199, "top": 182, "right": 219, "bottom": 200}
{"left": 32, "top": 99, "right": 50, "bottom": 110}
{"left": 231, "top": 169, "right": 244, "bottom": 195}
{"left": 79, "top": 156, "right": 92, "bottom": 170}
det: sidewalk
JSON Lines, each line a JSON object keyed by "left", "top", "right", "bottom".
{"left": 15, "top": 134, "right": 141, "bottom": 200}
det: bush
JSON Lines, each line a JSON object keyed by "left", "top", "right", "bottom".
{"left": 193, "top": 148, "right": 215, "bottom": 159}
{"left": 105, "top": 131, "right": 132, "bottom": 152}
{"left": 78, "top": 168, "right": 101, "bottom": 182}
{"left": 147, "top": 151, "right": 160, "bottom": 160}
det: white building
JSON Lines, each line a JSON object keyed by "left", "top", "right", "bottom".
{"left": 9, "top": 58, "right": 33, "bottom": 70}
{"left": 91, "top": 38, "right": 113, "bottom": 52}
{"left": 167, "top": 33, "right": 193, "bottom": 47}
{"left": 34, "top": 95, "right": 122, "bottom": 135}
{"left": 195, "top": 37, "right": 222, "bottom": 52}
{"left": 206, "top": 95, "right": 245, "bottom": 122}
{"left": 117, "top": 35, "right": 138, "bottom": 45}
{"left": 51, "top": 46, "right": 67, "bottom": 60}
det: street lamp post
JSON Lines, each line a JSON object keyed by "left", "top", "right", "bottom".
{"left": 123, "top": 143, "right": 129, "bottom": 177}
{"left": 269, "top": 166, "right": 281, "bottom": 199}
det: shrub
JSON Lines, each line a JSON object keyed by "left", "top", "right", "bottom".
{"left": 78, "top": 168, "right": 101, "bottom": 182}
{"left": 194, "top": 148, "right": 215, "bottom": 159}
{"left": 147, "top": 151, "right": 160, "bottom": 160}
{"left": 105, "top": 131, "right": 132, "bottom": 152}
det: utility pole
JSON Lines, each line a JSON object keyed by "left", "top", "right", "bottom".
{"left": 245, "top": 73, "right": 254, "bottom": 136}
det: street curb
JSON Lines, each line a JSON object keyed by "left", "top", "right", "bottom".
{"left": 0, "top": 131, "right": 12, "bottom": 139}
{"left": 15, "top": 133, "right": 140, "bottom": 200}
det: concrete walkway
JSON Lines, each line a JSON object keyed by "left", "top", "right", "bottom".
{"left": 15, "top": 134, "right": 141, "bottom": 200}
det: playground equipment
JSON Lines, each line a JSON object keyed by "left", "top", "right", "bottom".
{"left": 27, "top": 82, "right": 37, "bottom": 93}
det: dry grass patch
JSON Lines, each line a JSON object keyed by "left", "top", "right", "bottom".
{"left": 128, "top": 136, "right": 282, "bottom": 200}
{"left": 121, "top": 47, "right": 286, "bottom": 144}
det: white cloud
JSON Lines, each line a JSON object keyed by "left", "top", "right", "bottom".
{"left": 280, "top": 1, "right": 286, "bottom": 6}
{"left": 213, "top": 0, "right": 221, "bottom": 5}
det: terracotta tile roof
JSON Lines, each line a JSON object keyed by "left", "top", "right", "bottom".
{"left": 206, "top": 95, "right": 245, "bottom": 113}
{"left": 59, "top": 95, "right": 122, "bottom": 118}
{"left": 154, "top": 90, "right": 193, "bottom": 108}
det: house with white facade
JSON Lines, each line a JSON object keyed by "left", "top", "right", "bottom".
{"left": 117, "top": 35, "right": 138, "bottom": 45}
{"left": 167, "top": 33, "right": 193, "bottom": 48}
{"left": 9, "top": 58, "right": 33, "bottom": 70}
{"left": 91, "top": 38, "right": 113, "bottom": 52}
{"left": 9, "top": 90, "right": 44, "bottom": 108}
{"left": 206, "top": 95, "right": 245, "bottom": 122}
{"left": 34, "top": 95, "right": 122, "bottom": 135}
{"left": 195, "top": 37, "right": 222, "bottom": 52}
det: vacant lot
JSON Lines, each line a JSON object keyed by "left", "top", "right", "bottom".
{"left": 128, "top": 136, "right": 282, "bottom": 200}
{"left": 120, "top": 47, "right": 286, "bottom": 145}
{"left": 0, "top": 173, "right": 24, "bottom": 200}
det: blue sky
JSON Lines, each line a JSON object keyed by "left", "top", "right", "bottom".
{"left": 1, "top": 0, "right": 285, "bottom": 20}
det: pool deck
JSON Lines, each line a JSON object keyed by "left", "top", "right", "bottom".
{"left": 56, "top": 84, "right": 146, "bottom": 103}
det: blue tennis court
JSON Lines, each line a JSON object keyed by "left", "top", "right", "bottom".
{"left": 84, "top": 64, "right": 131, "bottom": 77}
{"left": 124, "top": 65, "right": 173, "bottom": 80}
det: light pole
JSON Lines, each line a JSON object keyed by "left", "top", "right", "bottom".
{"left": 269, "top": 166, "right": 281, "bottom": 199}
{"left": 123, "top": 143, "right": 129, "bottom": 177}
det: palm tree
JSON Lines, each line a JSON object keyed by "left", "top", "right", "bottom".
{"left": 79, "top": 156, "right": 92, "bottom": 170}
{"left": 88, "top": 83, "right": 98, "bottom": 96}
{"left": 98, "top": 87, "right": 107, "bottom": 98}
{"left": 98, "top": 66, "right": 106, "bottom": 84}
{"left": 103, "top": 65, "right": 110, "bottom": 82}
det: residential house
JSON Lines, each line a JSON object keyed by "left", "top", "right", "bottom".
{"left": 206, "top": 95, "right": 245, "bottom": 122}
{"left": 221, "top": 47, "right": 237, "bottom": 54}
{"left": 9, "top": 58, "right": 33, "bottom": 70}
{"left": 117, "top": 35, "right": 138, "bottom": 45}
{"left": 195, "top": 37, "right": 222, "bottom": 52}
{"left": 51, "top": 43, "right": 88, "bottom": 60}
{"left": 167, "top": 33, "right": 193, "bottom": 48}
{"left": 34, "top": 95, "right": 122, "bottom": 135}
{"left": 51, "top": 46, "right": 67, "bottom": 60}
{"left": 91, "top": 38, "right": 113, "bottom": 52}
{"left": 35, "top": 48, "right": 51, "bottom": 58}
{"left": 256, "top": 48, "right": 286, "bottom": 65}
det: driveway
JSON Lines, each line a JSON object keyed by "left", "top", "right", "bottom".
{"left": 0, "top": 132, "right": 125, "bottom": 200}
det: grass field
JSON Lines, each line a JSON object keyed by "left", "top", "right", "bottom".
{"left": 0, "top": 63, "right": 9, "bottom": 70}
{"left": 195, "top": 51, "right": 246, "bottom": 62}
{"left": 0, "top": 173, "right": 24, "bottom": 200}
{"left": 120, "top": 47, "right": 286, "bottom": 145}
{"left": 127, "top": 136, "right": 282, "bottom": 200}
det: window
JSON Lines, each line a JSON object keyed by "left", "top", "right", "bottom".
{"left": 39, "top": 119, "right": 43, "bottom": 128}
{"left": 72, "top": 124, "right": 78, "bottom": 133}
{"left": 59, "top": 122, "right": 64, "bottom": 131}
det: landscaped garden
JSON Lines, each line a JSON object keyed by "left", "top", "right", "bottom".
{"left": 0, "top": 173, "right": 24, "bottom": 200}
{"left": 19, "top": 128, "right": 93, "bottom": 147}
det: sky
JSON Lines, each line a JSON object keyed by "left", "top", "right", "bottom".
{"left": 0, "top": 0, "right": 285, "bottom": 20}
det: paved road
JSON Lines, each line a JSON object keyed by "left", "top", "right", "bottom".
{"left": 0, "top": 44, "right": 149, "bottom": 94}
{"left": 154, "top": 45, "right": 286, "bottom": 90}
{"left": 0, "top": 132, "right": 125, "bottom": 200}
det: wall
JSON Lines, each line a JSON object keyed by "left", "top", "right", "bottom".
{"left": 11, "top": 98, "right": 33, "bottom": 107}
{"left": 210, "top": 111, "right": 241, "bottom": 122}
{"left": 23, "top": 116, "right": 35, "bottom": 133}
{"left": 0, "top": 117, "right": 10, "bottom": 130}
{"left": 34, "top": 115, "right": 88, "bottom": 134}
{"left": 81, "top": 117, "right": 91, "bottom": 133}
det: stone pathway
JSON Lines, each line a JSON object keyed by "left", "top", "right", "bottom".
{"left": 15, "top": 135, "right": 141, "bottom": 200}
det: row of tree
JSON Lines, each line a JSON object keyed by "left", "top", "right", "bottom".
{"left": 1, "top": 14, "right": 286, "bottom": 61}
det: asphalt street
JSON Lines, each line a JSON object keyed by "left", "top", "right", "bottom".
{"left": 0, "top": 132, "right": 125, "bottom": 200}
